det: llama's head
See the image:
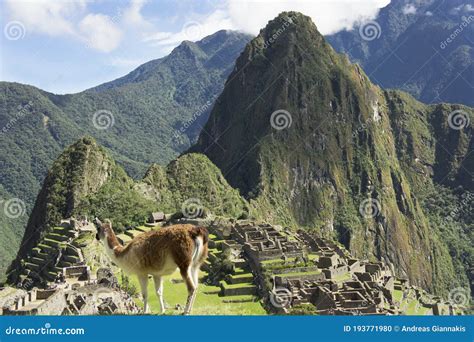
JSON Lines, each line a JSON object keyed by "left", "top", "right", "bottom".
{"left": 94, "top": 218, "right": 112, "bottom": 242}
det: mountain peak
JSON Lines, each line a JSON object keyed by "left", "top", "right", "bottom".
{"left": 8, "top": 136, "right": 117, "bottom": 283}
{"left": 240, "top": 11, "right": 328, "bottom": 63}
{"left": 190, "top": 12, "right": 473, "bottom": 293}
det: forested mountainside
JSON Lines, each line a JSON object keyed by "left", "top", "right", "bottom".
{"left": 191, "top": 12, "right": 473, "bottom": 295}
{"left": 327, "top": 0, "right": 474, "bottom": 106}
{"left": 0, "top": 30, "right": 251, "bottom": 279}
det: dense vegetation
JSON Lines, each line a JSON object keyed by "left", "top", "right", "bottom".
{"left": 8, "top": 137, "right": 248, "bottom": 282}
{"left": 327, "top": 0, "right": 474, "bottom": 107}
{"left": 0, "top": 30, "right": 251, "bottom": 277}
{"left": 191, "top": 12, "right": 473, "bottom": 295}
{"left": 3, "top": 9, "right": 472, "bottom": 300}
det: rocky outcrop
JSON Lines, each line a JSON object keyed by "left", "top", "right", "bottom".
{"left": 7, "top": 137, "right": 118, "bottom": 283}
{"left": 190, "top": 12, "right": 473, "bottom": 294}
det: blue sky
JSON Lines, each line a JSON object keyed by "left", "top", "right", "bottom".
{"left": 1, "top": 0, "right": 389, "bottom": 94}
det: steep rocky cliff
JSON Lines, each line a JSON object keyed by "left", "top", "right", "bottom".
{"left": 7, "top": 138, "right": 247, "bottom": 285}
{"left": 7, "top": 137, "right": 124, "bottom": 283}
{"left": 191, "top": 12, "right": 473, "bottom": 294}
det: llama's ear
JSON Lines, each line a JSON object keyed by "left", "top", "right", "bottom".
{"left": 93, "top": 217, "right": 102, "bottom": 226}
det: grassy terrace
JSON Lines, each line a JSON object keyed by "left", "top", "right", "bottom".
{"left": 219, "top": 280, "right": 255, "bottom": 289}
{"left": 392, "top": 289, "right": 403, "bottom": 303}
{"left": 230, "top": 273, "right": 255, "bottom": 279}
{"left": 332, "top": 272, "right": 352, "bottom": 283}
{"left": 278, "top": 270, "right": 322, "bottom": 278}
{"left": 109, "top": 229, "right": 265, "bottom": 315}
{"left": 260, "top": 254, "right": 319, "bottom": 266}
{"left": 124, "top": 271, "right": 265, "bottom": 315}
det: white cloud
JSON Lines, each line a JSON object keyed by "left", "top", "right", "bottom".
{"left": 449, "top": 4, "right": 474, "bottom": 15}
{"left": 5, "top": 0, "right": 391, "bottom": 55}
{"left": 5, "top": 0, "right": 86, "bottom": 36}
{"left": 144, "top": 9, "right": 236, "bottom": 48}
{"left": 226, "top": 0, "right": 390, "bottom": 35}
{"left": 402, "top": 4, "right": 417, "bottom": 15}
{"left": 79, "top": 14, "right": 123, "bottom": 53}
{"left": 123, "top": 0, "right": 151, "bottom": 27}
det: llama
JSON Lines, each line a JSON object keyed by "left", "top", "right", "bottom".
{"left": 94, "top": 218, "right": 208, "bottom": 314}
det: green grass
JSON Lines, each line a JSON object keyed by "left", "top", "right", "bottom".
{"left": 261, "top": 254, "right": 319, "bottom": 267}
{"left": 332, "top": 272, "right": 352, "bottom": 282}
{"left": 230, "top": 273, "right": 254, "bottom": 279}
{"left": 392, "top": 289, "right": 403, "bottom": 303}
{"left": 404, "top": 299, "right": 431, "bottom": 315}
{"left": 278, "top": 270, "right": 321, "bottom": 278}
{"left": 123, "top": 271, "right": 265, "bottom": 315}
{"left": 220, "top": 281, "right": 255, "bottom": 289}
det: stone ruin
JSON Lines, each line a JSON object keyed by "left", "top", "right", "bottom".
{"left": 232, "top": 222, "right": 304, "bottom": 263}
{"left": 1, "top": 268, "right": 139, "bottom": 315}
{"left": 206, "top": 219, "right": 460, "bottom": 316}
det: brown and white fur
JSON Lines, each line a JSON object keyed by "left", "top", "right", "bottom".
{"left": 94, "top": 219, "right": 208, "bottom": 314}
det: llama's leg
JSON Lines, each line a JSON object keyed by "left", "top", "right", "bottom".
{"left": 188, "top": 265, "right": 200, "bottom": 310}
{"left": 138, "top": 275, "right": 150, "bottom": 314}
{"left": 191, "top": 265, "right": 200, "bottom": 289}
{"left": 180, "top": 266, "right": 196, "bottom": 315}
{"left": 153, "top": 275, "right": 165, "bottom": 314}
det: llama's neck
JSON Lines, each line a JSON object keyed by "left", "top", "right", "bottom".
{"left": 101, "top": 228, "right": 126, "bottom": 264}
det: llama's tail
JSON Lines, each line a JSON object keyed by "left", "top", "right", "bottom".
{"left": 190, "top": 226, "right": 208, "bottom": 264}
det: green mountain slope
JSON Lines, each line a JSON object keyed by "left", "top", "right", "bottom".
{"left": 7, "top": 137, "right": 245, "bottom": 285}
{"left": 0, "top": 30, "right": 251, "bottom": 278}
{"left": 191, "top": 12, "right": 473, "bottom": 295}
{"left": 327, "top": 0, "right": 474, "bottom": 106}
